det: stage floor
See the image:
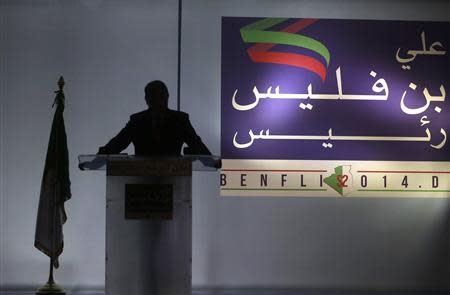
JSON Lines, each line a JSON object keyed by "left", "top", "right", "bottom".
{"left": 2, "top": 292, "right": 448, "bottom": 295}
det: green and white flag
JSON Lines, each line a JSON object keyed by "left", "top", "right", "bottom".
{"left": 34, "top": 78, "right": 71, "bottom": 268}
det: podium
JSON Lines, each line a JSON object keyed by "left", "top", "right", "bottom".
{"left": 79, "top": 155, "right": 219, "bottom": 295}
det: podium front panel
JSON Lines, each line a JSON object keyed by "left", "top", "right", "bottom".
{"left": 106, "top": 175, "right": 192, "bottom": 295}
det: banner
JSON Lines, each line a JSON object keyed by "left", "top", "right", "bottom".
{"left": 220, "top": 17, "right": 450, "bottom": 197}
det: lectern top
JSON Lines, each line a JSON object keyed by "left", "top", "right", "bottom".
{"left": 78, "top": 154, "right": 220, "bottom": 172}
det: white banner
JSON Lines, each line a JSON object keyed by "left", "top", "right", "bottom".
{"left": 220, "top": 160, "right": 450, "bottom": 198}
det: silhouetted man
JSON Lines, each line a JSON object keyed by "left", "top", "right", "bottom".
{"left": 98, "top": 80, "right": 211, "bottom": 156}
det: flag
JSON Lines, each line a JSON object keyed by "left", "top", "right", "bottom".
{"left": 34, "top": 77, "right": 71, "bottom": 268}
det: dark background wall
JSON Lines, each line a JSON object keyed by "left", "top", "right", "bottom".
{"left": 1, "top": 0, "right": 449, "bottom": 292}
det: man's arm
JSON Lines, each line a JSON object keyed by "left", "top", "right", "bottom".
{"left": 97, "top": 120, "right": 133, "bottom": 154}
{"left": 182, "top": 114, "right": 211, "bottom": 155}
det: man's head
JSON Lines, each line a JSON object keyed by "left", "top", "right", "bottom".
{"left": 145, "top": 80, "right": 169, "bottom": 112}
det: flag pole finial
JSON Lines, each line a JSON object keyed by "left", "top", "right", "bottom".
{"left": 52, "top": 76, "right": 66, "bottom": 107}
{"left": 57, "top": 76, "right": 65, "bottom": 91}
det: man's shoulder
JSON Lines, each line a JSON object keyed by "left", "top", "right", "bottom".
{"left": 130, "top": 110, "right": 149, "bottom": 121}
{"left": 167, "top": 109, "right": 189, "bottom": 120}
{"left": 129, "top": 109, "right": 189, "bottom": 124}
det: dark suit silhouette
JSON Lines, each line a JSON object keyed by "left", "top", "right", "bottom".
{"left": 98, "top": 109, "right": 211, "bottom": 156}
{"left": 98, "top": 80, "right": 211, "bottom": 156}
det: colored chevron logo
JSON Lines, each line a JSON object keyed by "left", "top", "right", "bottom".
{"left": 240, "top": 18, "right": 330, "bottom": 81}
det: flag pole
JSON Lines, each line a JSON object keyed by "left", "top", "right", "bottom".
{"left": 36, "top": 258, "right": 65, "bottom": 295}
{"left": 36, "top": 77, "right": 66, "bottom": 295}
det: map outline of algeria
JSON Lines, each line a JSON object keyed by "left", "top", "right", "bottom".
{"left": 324, "top": 165, "right": 353, "bottom": 196}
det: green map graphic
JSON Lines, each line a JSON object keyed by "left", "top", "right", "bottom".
{"left": 324, "top": 166, "right": 344, "bottom": 195}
